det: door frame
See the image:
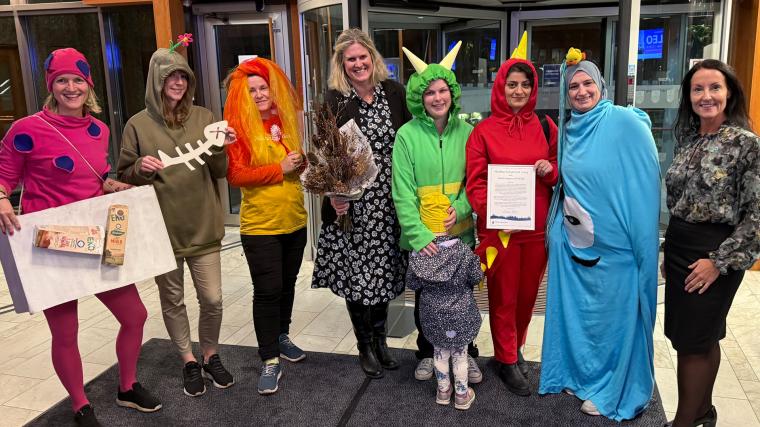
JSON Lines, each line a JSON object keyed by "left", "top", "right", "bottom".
{"left": 194, "top": 4, "right": 291, "bottom": 226}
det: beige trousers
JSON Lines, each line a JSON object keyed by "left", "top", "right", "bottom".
{"left": 155, "top": 251, "right": 223, "bottom": 355}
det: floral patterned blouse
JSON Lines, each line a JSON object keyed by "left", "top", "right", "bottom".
{"left": 665, "top": 123, "right": 760, "bottom": 274}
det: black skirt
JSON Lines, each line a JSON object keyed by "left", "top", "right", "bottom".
{"left": 664, "top": 217, "right": 744, "bottom": 354}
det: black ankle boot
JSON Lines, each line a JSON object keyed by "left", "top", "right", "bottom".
{"left": 517, "top": 348, "right": 528, "bottom": 376}
{"left": 370, "top": 303, "right": 399, "bottom": 370}
{"left": 498, "top": 362, "right": 530, "bottom": 396}
{"left": 694, "top": 405, "right": 717, "bottom": 427}
{"left": 346, "top": 301, "right": 383, "bottom": 379}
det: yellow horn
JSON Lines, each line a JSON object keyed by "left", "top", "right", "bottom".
{"left": 510, "top": 31, "right": 528, "bottom": 60}
{"left": 402, "top": 46, "right": 428, "bottom": 74}
{"left": 439, "top": 40, "right": 462, "bottom": 71}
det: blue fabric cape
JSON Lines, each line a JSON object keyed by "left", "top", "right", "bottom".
{"left": 539, "top": 99, "right": 661, "bottom": 421}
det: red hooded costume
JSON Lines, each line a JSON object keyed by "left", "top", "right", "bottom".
{"left": 465, "top": 58, "right": 558, "bottom": 365}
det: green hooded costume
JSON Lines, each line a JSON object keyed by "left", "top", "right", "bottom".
{"left": 391, "top": 47, "right": 474, "bottom": 252}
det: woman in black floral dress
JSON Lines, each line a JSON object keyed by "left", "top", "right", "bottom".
{"left": 663, "top": 59, "right": 760, "bottom": 427}
{"left": 311, "top": 29, "right": 411, "bottom": 379}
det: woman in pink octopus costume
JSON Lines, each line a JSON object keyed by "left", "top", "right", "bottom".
{"left": 0, "top": 48, "right": 161, "bottom": 427}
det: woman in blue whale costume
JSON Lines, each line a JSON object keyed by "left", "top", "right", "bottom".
{"left": 538, "top": 52, "right": 661, "bottom": 421}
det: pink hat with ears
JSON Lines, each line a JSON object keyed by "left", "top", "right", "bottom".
{"left": 44, "top": 48, "right": 94, "bottom": 91}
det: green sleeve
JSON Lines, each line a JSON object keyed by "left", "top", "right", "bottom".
{"left": 391, "top": 131, "right": 435, "bottom": 251}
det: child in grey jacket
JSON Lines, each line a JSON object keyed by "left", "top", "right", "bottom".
{"left": 406, "top": 235, "right": 483, "bottom": 410}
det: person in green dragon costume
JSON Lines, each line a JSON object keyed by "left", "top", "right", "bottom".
{"left": 391, "top": 42, "right": 482, "bottom": 406}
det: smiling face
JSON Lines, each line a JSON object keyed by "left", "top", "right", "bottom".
{"left": 690, "top": 68, "right": 730, "bottom": 125}
{"left": 51, "top": 74, "right": 89, "bottom": 117}
{"left": 505, "top": 70, "right": 532, "bottom": 113}
{"left": 342, "top": 42, "right": 374, "bottom": 87}
{"left": 422, "top": 79, "right": 451, "bottom": 122}
{"left": 568, "top": 71, "right": 601, "bottom": 113}
{"left": 162, "top": 70, "right": 189, "bottom": 109}
{"left": 247, "top": 75, "right": 272, "bottom": 116}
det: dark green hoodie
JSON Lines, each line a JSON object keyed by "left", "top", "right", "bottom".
{"left": 391, "top": 64, "right": 474, "bottom": 251}
{"left": 117, "top": 48, "right": 227, "bottom": 257}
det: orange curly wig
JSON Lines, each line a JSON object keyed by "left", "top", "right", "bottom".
{"left": 223, "top": 57, "right": 302, "bottom": 166}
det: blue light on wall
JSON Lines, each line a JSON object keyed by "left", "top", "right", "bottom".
{"left": 489, "top": 39, "right": 497, "bottom": 61}
{"left": 638, "top": 28, "right": 664, "bottom": 60}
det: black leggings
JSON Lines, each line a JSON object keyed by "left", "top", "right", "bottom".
{"left": 241, "top": 228, "right": 307, "bottom": 361}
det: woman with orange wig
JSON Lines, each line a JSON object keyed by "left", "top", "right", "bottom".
{"left": 223, "top": 57, "right": 307, "bottom": 395}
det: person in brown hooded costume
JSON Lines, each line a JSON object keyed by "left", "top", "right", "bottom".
{"left": 117, "top": 39, "right": 237, "bottom": 398}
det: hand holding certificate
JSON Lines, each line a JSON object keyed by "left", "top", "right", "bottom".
{"left": 486, "top": 164, "right": 536, "bottom": 230}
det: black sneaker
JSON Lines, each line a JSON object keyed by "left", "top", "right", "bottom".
{"left": 202, "top": 354, "right": 235, "bottom": 388}
{"left": 182, "top": 361, "right": 207, "bottom": 397}
{"left": 115, "top": 382, "right": 162, "bottom": 412}
{"left": 74, "top": 404, "right": 102, "bottom": 427}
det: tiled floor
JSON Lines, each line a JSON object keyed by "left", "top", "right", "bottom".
{"left": 1, "top": 230, "right": 760, "bottom": 426}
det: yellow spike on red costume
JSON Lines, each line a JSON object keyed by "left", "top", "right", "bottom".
{"left": 486, "top": 246, "right": 498, "bottom": 269}
{"left": 498, "top": 230, "right": 511, "bottom": 248}
{"left": 510, "top": 31, "right": 528, "bottom": 60}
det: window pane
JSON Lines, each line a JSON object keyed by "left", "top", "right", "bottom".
{"left": 101, "top": 5, "right": 156, "bottom": 168}
{"left": 104, "top": 5, "right": 156, "bottom": 122}
{"left": 0, "top": 16, "right": 25, "bottom": 141}
{"left": 302, "top": 4, "right": 343, "bottom": 110}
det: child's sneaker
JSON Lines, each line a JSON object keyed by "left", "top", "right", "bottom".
{"left": 279, "top": 334, "right": 306, "bottom": 362}
{"left": 454, "top": 387, "right": 476, "bottom": 410}
{"left": 435, "top": 385, "right": 452, "bottom": 405}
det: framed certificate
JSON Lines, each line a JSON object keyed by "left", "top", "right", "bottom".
{"left": 486, "top": 164, "right": 536, "bottom": 230}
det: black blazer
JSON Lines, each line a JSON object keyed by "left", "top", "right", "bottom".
{"left": 320, "top": 79, "right": 412, "bottom": 225}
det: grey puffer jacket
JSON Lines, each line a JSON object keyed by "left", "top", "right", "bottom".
{"left": 406, "top": 236, "right": 483, "bottom": 348}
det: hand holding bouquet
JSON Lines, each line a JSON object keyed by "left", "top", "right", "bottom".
{"left": 300, "top": 104, "right": 378, "bottom": 232}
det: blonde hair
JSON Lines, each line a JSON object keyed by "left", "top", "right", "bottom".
{"left": 44, "top": 88, "right": 102, "bottom": 115}
{"left": 328, "top": 28, "right": 388, "bottom": 96}
{"left": 161, "top": 89, "right": 193, "bottom": 129}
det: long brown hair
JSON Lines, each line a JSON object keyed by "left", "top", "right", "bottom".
{"left": 161, "top": 73, "right": 193, "bottom": 128}
{"left": 675, "top": 59, "right": 751, "bottom": 140}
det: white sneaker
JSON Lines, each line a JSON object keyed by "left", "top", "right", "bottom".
{"left": 467, "top": 355, "right": 483, "bottom": 384}
{"left": 414, "top": 357, "right": 434, "bottom": 380}
{"left": 580, "top": 399, "right": 601, "bottom": 416}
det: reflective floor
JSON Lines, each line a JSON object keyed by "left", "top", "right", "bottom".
{"left": 1, "top": 227, "right": 759, "bottom": 426}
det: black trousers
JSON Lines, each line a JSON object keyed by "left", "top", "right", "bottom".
{"left": 241, "top": 228, "right": 307, "bottom": 361}
{"left": 414, "top": 289, "right": 479, "bottom": 359}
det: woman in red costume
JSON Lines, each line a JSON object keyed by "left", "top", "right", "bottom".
{"left": 465, "top": 34, "right": 557, "bottom": 397}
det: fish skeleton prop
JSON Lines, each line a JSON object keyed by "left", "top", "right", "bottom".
{"left": 157, "top": 120, "right": 229, "bottom": 171}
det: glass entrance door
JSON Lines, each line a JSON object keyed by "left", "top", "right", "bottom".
{"left": 0, "top": 46, "right": 26, "bottom": 139}
{"left": 199, "top": 9, "right": 291, "bottom": 225}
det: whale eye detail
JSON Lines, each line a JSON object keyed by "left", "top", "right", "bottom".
{"left": 563, "top": 197, "right": 594, "bottom": 248}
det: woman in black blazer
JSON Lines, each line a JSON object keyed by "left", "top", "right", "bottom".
{"left": 311, "top": 28, "right": 411, "bottom": 379}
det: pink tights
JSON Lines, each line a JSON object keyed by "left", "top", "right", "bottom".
{"left": 43, "top": 284, "right": 147, "bottom": 412}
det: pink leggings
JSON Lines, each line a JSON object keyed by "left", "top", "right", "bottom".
{"left": 43, "top": 284, "right": 147, "bottom": 412}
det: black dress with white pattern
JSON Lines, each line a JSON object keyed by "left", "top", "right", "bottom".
{"left": 311, "top": 84, "right": 407, "bottom": 305}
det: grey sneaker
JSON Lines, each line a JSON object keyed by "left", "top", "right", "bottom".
{"left": 581, "top": 399, "right": 601, "bottom": 416}
{"left": 435, "top": 385, "right": 452, "bottom": 405}
{"left": 279, "top": 334, "right": 306, "bottom": 362}
{"left": 467, "top": 355, "right": 483, "bottom": 384}
{"left": 257, "top": 359, "right": 282, "bottom": 395}
{"left": 414, "top": 357, "right": 434, "bottom": 380}
{"left": 454, "top": 387, "right": 476, "bottom": 410}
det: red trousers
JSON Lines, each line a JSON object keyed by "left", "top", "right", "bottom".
{"left": 487, "top": 238, "right": 546, "bottom": 365}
